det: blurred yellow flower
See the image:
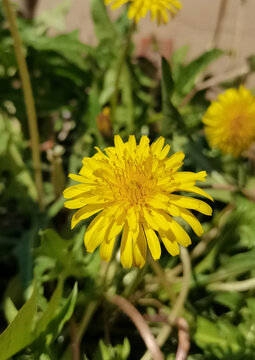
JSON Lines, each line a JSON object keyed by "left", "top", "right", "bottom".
{"left": 105, "top": 0, "right": 182, "bottom": 24}
{"left": 64, "top": 135, "right": 212, "bottom": 268}
{"left": 203, "top": 86, "right": 255, "bottom": 157}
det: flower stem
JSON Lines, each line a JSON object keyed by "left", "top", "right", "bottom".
{"left": 111, "top": 20, "right": 136, "bottom": 125}
{"left": 149, "top": 257, "right": 176, "bottom": 303}
{"left": 3, "top": 0, "right": 44, "bottom": 211}
{"left": 77, "top": 300, "right": 100, "bottom": 342}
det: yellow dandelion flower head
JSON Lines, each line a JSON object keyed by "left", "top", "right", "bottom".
{"left": 203, "top": 86, "right": 255, "bottom": 157}
{"left": 105, "top": 0, "right": 182, "bottom": 25}
{"left": 64, "top": 136, "right": 212, "bottom": 268}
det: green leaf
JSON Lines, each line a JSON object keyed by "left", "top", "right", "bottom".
{"left": 90, "top": 0, "right": 118, "bottom": 44}
{"left": 29, "top": 282, "right": 77, "bottom": 357}
{"left": 214, "top": 292, "right": 243, "bottom": 311}
{"left": 161, "top": 57, "right": 185, "bottom": 138}
{"left": 98, "top": 337, "right": 130, "bottom": 360}
{"left": 171, "top": 45, "right": 189, "bottom": 76}
{"left": 37, "top": 229, "right": 72, "bottom": 266}
{"left": 0, "top": 283, "right": 37, "bottom": 360}
{"left": 211, "top": 248, "right": 255, "bottom": 282}
{"left": 24, "top": 31, "right": 91, "bottom": 70}
{"left": 35, "top": 276, "right": 64, "bottom": 337}
{"left": 173, "top": 48, "right": 223, "bottom": 102}
{"left": 35, "top": 0, "right": 71, "bottom": 33}
{"left": 195, "top": 316, "right": 241, "bottom": 358}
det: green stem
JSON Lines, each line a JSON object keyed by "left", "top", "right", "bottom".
{"left": 122, "top": 265, "right": 147, "bottom": 298}
{"left": 77, "top": 300, "right": 100, "bottom": 342}
{"left": 149, "top": 257, "right": 176, "bottom": 303}
{"left": 111, "top": 20, "right": 136, "bottom": 125}
{"left": 3, "top": 0, "right": 44, "bottom": 211}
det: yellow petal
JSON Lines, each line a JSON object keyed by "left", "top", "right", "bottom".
{"left": 158, "top": 229, "right": 179, "bottom": 256}
{"left": 168, "top": 194, "right": 212, "bottom": 216}
{"left": 173, "top": 171, "right": 207, "bottom": 183}
{"left": 63, "top": 184, "right": 93, "bottom": 199}
{"left": 164, "top": 151, "right": 185, "bottom": 171}
{"left": 86, "top": 219, "right": 111, "bottom": 252}
{"left": 151, "top": 137, "right": 164, "bottom": 155}
{"left": 166, "top": 215, "right": 192, "bottom": 247}
{"left": 71, "top": 204, "right": 104, "bottom": 229}
{"left": 127, "top": 207, "right": 138, "bottom": 232}
{"left": 181, "top": 186, "right": 214, "bottom": 202}
{"left": 133, "top": 225, "right": 147, "bottom": 268}
{"left": 114, "top": 135, "right": 124, "bottom": 153}
{"left": 64, "top": 198, "right": 87, "bottom": 209}
{"left": 84, "top": 212, "right": 107, "bottom": 248}
{"left": 143, "top": 208, "right": 159, "bottom": 231}
{"left": 68, "top": 174, "right": 88, "bottom": 183}
{"left": 179, "top": 208, "right": 204, "bottom": 236}
{"left": 120, "top": 223, "right": 133, "bottom": 268}
{"left": 100, "top": 237, "right": 116, "bottom": 262}
{"left": 143, "top": 225, "right": 161, "bottom": 260}
{"left": 158, "top": 144, "right": 170, "bottom": 160}
{"left": 150, "top": 209, "right": 170, "bottom": 232}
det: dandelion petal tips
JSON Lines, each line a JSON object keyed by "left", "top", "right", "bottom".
{"left": 105, "top": 0, "right": 182, "bottom": 25}
{"left": 203, "top": 86, "right": 255, "bottom": 157}
{"left": 63, "top": 135, "right": 212, "bottom": 268}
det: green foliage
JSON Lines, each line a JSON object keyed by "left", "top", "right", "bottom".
{"left": 96, "top": 338, "right": 130, "bottom": 360}
{"left": 1, "top": 1, "right": 255, "bottom": 359}
{"left": 0, "top": 283, "right": 37, "bottom": 360}
{"left": 172, "top": 48, "right": 223, "bottom": 104}
{"left": 0, "top": 280, "right": 77, "bottom": 360}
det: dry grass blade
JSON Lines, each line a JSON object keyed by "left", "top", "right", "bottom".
{"left": 175, "top": 317, "right": 190, "bottom": 360}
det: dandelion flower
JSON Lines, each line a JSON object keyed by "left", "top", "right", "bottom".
{"left": 105, "top": 0, "right": 182, "bottom": 25}
{"left": 203, "top": 86, "right": 255, "bottom": 157}
{"left": 63, "top": 136, "right": 212, "bottom": 268}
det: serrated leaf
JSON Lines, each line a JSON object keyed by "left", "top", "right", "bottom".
{"left": 37, "top": 229, "right": 72, "bottom": 266}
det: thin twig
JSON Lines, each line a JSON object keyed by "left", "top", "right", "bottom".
{"left": 138, "top": 298, "right": 164, "bottom": 310}
{"left": 3, "top": 0, "right": 44, "bottom": 211}
{"left": 208, "top": 0, "right": 229, "bottom": 49}
{"left": 141, "top": 247, "right": 191, "bottom": 360}
{"left": 77, "top": 300, "right": 99, "bottom": 342}
{"left": 175, "top": 318, "right": 190, "bottom": 360}
{"left": 230, "top": 0, "right": 246, "bottom": 69}
{"left": 208, "top": 278, "right": 255, "bottom": 292}
{"left": 70, "top": 317, "right": 80, "bottom": 360}
{"left": 107, "top": 294, "right": 164, "bottom": 360}
{"left": 143, "top": 313, "right": 169, "bottom": 324}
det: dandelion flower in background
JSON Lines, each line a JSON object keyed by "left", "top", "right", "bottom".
{"left": 105, "top": 0, "right": 182, "bottom": 25}
{"left": 203, "top": 86, "right": 255, "bottom": 157}
{"left": 63, "top": 136, "right": 212, "bottom": 268}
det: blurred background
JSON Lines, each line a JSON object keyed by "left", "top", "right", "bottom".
{"left": 16, "top": 0, "right": 255, "bottom": 79}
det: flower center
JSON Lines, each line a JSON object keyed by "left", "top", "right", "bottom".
{"left": 111, "top": 158, "right": 156, "bottom": 207}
